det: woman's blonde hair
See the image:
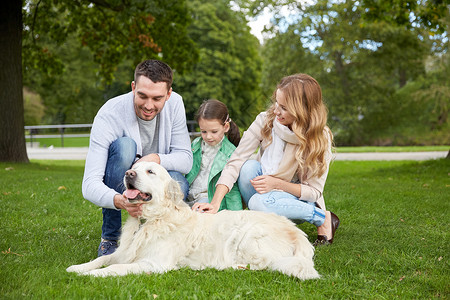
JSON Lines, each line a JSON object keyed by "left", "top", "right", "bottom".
{"left": 261, "top": 74, "right": 333, "bottom": 178}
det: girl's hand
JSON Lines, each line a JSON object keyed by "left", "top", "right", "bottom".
{"left": 250, "top": 175, "right": 281, "bottom": 194}
{"left": 192, "top": 202, "right": 219, "bottom": 214}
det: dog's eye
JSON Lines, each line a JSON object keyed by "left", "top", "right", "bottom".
{"left": 147, "top": 170, "right": 154, "bottom": 174}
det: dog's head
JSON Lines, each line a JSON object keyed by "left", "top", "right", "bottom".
{"left": 123, "top": 162, "right": 186, "bottom": 209}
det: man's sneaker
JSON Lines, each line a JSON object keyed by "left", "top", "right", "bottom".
{"left": 97, "top": 240, "right": 118, "bottom": 257}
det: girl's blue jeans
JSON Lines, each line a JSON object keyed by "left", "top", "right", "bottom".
{"left": 237, "top": 160, "right": 325, "bottom": 227}
{"left": 102, "top": 137, "right": 189, "bottom": 240}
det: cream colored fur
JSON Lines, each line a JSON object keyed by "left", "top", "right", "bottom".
{"left": 66, "top": 162, "right": 320, "bottom": 279}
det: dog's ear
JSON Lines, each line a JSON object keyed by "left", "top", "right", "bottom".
{"left": 165, "top": 179, "right": 187, "bottom": 207}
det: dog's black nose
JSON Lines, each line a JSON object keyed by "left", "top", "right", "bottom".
{"left": 125, "top": 170, "right": 136, "bottom": 178}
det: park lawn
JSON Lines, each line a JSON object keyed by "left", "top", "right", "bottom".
{"left": 26, "top": 137, "right": 90, "bottom": 148}
{"left": 335, "top": 145, "right": 449, "bottom": 152}
{"left": 0, "top": 159, "right": 448, "bottom": 299}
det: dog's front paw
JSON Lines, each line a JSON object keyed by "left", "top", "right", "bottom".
{"left": 66, "top": 263, "right": 91, "bottom": 274}
{"left": 85, "top": 268, "right": 111, "bottom": 277}
{"left": 66, "top": 265, "right": 81, "bottom": 273}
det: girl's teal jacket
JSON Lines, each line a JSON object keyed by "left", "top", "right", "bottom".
{"left": 185, "top": 136, "right": 243, "bottom": 211}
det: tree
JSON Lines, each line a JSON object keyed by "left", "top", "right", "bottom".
{"left": 174, "top": 0, "right": 263, "bottom": 128}
{"left": 389, "top": 51, "right": 450, "bottom": 145}
{"left": 0, "top": 0, "right": 28, "bottom": 162}
{"left": 358, "top": 0, "right": 449, "bottom": 145}
{"left": 257, "top": 0, "right": 445, "bottom": 145}
{"left": 23, "top": 88, "right": 45, "bottom": 126}
{"left": 22, "top": 0, "right": 198, "bottom": 83}
{"left": 260, "top": 0, "right": 388, "bottom": 144}
{"left": 361, "top": 0, "right": 448, "bottom": 34}
{"left": 24, "top": 34, "right": 128, "bottom": 125}
{"left": 261, "top": 26, "right": 323, "bottom": 97}
{"left": 1, "top": 0, "right": 198, "bottom": 162}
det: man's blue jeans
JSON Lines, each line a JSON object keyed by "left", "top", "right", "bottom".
{"left": 102, "top": 137, "right": 189, "bottom": 241}
{"left": 237, "top": 160, "right": 326, "bottom": 227}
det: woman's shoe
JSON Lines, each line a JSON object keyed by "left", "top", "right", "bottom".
{"left": 314, "top": 211, "right": 340, "bottom": 246}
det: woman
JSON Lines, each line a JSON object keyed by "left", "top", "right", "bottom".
{"left": 193, "top": 74, "right": 339, "bottom": 245}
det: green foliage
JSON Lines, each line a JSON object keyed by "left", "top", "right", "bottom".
{"left": 20, "top": 0, "right": 449, "bottom": 146}
{"left": 22, "top": 0, "right": 199, "bottom": 124}
{"left": 261, "top": 27, "right": 322, "bottom": 98}
{"left": 24, "top": 35, "right": 111, "bottom": 124}
{"left": 23, "top": 88, "right": 45, "bottom": 125}
{"left": 1, "top": 159, "right": 449, "bottom": 298}
{"left": 259, "top": 0, "right": 448, "bottom": 146}
{"left": 233, "top": 0, "right": 297, "bottom": 17}
{"left": 407, "top": 55, "right": 450, "bottom": 130}
{"left": 23, "top": 0, "right": 198, "bottom": 84}
{"left": 369, "top": 47, "right": 450, "bottom": 145}
{"left": 174, "top": 0, "right": 263, "bottom": 128}
{"left": 361, "top": 0, "right": 449, "bottom": 34}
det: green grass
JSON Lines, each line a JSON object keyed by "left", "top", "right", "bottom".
{"left": 1, "top": 159, "right": 448, "bottom": 299}
{"left": 336, "top": 145, "right": 449, "bottom": 152}
{"left": 26, "top": 137, "right": 90, "bottom": 147}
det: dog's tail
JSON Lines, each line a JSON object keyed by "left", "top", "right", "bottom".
{"left": 270, "top": 227, "right": 320, "bottom": 280}
{"left": 270, "top": 256, "right": 320, "bottom": 280}
{"left": 292, "top": 229, "right": 315, "bottom": 260}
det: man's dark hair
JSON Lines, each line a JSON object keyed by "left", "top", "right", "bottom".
{"left": 134, "top": 60, "right": 173, "bottom": 91}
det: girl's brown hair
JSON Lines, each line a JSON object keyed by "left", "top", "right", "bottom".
{"left": 261, "top": 74, "right": 333, "bottom": 178}
{"left": 195, "top": 99, "right": 241, "bottom": 147}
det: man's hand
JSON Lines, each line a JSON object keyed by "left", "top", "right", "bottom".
{"left": 113, "top": 194, "right": 143, "bottom": 218}
{"left": 134, "top": 153, "right": 160, "bottom": 165}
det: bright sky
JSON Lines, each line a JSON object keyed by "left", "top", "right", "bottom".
{"left": 247, "top": 8, "right": 273, "bottom": 43}
{"left": 245, "top": 1, "right": 314, "bottom": 44}
{"left": 246, "top": 5, "right": 302, "bottom": 44}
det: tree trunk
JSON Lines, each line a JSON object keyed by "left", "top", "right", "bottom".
{"left": 0, "top": 0, "right": 29, "bottom": 162}
{"left": 398, "top": 68, "right": 407, "bottom": 88}
{"left": 334, "top": 50, "right": 350, "bottom": 100}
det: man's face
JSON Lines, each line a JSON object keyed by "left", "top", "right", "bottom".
{"left": 132, "top": 76, "right": 171, "bottom": 121}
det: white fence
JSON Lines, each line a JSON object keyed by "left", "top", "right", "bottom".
{"left": 25, "top": 121, "right": 199, "bottom": 147}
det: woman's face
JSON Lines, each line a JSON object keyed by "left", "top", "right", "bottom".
{"left": 274, "top": 89, "right": 296, "bottom": 129}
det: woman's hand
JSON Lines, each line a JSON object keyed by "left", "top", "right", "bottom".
{"left": 251, "top": 176, "right": 302, "bottom": 197}
{"left": 192, "top": 202, "right": 219, "bottom": 214}
{"left": 250, "top": 175, "right": 282, "bottom": 194}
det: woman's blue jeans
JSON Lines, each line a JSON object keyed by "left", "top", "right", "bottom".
{"left": 237, "top": 160, "right": 326, "bottom": 227}
{"left": 102, "top": 137, "right": 189, "bottom": 240}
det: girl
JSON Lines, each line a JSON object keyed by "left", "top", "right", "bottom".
{"left": 185, "top": 99, "right": 243, "bottom": 211}
{"left": 193, "top": 74, "right": 339, "bottom": 245}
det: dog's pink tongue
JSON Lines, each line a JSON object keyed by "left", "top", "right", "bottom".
{"left": 124, "top": 189, "right": 140, "bottom": 200}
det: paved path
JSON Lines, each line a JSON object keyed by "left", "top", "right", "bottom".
{"left": 26, "top": 147, "right": 448, "bottom": 161}
{"left": 27, "top": 147, "right": 89, "bottom": 160}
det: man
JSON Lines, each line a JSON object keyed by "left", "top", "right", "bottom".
{"left": 82, "top": 60, "right": 193, "bottom": 256}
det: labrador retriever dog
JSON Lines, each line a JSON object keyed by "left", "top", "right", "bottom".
{"left": 67, "top": 162, "right": 320, "bottom": 280}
